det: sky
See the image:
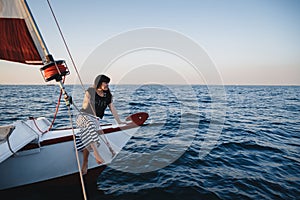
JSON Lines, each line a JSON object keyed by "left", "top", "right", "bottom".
{"left": 0, "top": 0, "right": 300, "bottom": 85}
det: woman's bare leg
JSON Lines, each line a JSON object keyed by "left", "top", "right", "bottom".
{"left": 90, "top": 143, "right": 104, "bottom": 164}
{"left": 82, "top": 149, "right": 89, "bottom": 175}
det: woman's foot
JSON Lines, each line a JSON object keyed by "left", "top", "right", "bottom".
{"left": 81, "top": 163, "right": 88, "bottom": 175}
{"left": 94, "top": 150, "right": 104, "bottom": 164}
{"left": 95, "top": 157, "right": 104, "bottom": 164}
{"left": 91, "top": 143, "right": 104, "bottom": 164}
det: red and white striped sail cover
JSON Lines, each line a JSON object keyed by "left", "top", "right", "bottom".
{"left": 0, "top": 0, "right": 46, "bottom": 65}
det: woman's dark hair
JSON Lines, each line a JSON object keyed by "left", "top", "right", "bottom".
{"left": 94, "top": 74, "right": 110, "bottom": 89}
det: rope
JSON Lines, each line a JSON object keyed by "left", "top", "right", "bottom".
{"left": 44, "top": 4, "right": 115, "bottom": 200}
{"left": 5, "top": 129, "right": 15, "bottom": 154}
{"left": 44, "top": 64, "right": 66, "bottom": 80}
{"left": 32, "top": 77, "right": 64, "bottom": 134}
{"left": 99, "top": 132, "right": 116, "bottom": 157}
{"left": 46, "top": 0, "right": 97, "bottom": 117}
{"left": 72, "top": 102, "right": 116, "bottom": 156}
{"left": 66, "top": 105, "right": 88, "bottom": 200}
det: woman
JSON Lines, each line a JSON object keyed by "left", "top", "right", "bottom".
{"left": 76, "top": 74, "right": 124, "bottom": 175}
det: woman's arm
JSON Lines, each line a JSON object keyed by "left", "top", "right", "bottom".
{"left": 108, "top": 103, "right": 124, "bottom": 124}
{"left": 82, "top": 90, "right": 91, "bottom": 110}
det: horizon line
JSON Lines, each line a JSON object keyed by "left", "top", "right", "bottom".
{"left": 0, "top": 83, "right": 300, "bottom": 87}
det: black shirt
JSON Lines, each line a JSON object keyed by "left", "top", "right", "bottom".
{"left": 81, "top": 87, "right": 112, "bottom": 119}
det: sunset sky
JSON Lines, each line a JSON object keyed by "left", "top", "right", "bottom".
{"left": 0, "top": 0, "right": 299, "bottom": 85}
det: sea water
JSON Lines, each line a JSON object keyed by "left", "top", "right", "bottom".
{"left": 0, "top": 85, "right": 299, "bottom": 200}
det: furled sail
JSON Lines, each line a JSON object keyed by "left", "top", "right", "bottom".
{"left": 0, "top": 0, "right": 48, "bottom": 65}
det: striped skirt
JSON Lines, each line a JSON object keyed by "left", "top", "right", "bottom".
{"left": 75, "top": 114, "right": 101, "bottom": 152}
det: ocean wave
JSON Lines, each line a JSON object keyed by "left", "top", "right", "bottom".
{"left": 1, "top": 85, "right": 300, "bottom": 199}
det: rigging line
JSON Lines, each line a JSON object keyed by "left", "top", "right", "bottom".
{"left": 66, "top": 105, "right": 88, "bottom": 200}
{"left": 71, "top": 101, "right": 115, "bottom": 156}
{"left": 46, "top": 0, "right": 85, "bottom": 92}
{"left": 32, "top": 88, "right": 62, "bottom": 134}
{"left": 46, "top": 0, "right": 98, "bottom": 117}
{"left": 72, "top": 102, "right": 116, "bottom": 157}
{"left": 98, "top": 131, "right": 116, "bottom": 156}
{"left": 32, "top": 76, "right": 65, "bottom": 134}
{"left": 46, "top": 0, "right": 114, "bottom": 156}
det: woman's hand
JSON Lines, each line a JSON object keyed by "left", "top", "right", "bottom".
{"left": 109, "top": 103, "right": 126, "bottom": 125}
{"left": 116, "top": 119, "right": 127, "bottom": 125}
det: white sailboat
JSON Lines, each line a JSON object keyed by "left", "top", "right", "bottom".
{"left": 0, "top": 0, "right": 148, "bottom": 193}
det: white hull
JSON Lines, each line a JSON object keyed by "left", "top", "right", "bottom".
{"left": 0, "top": 117, "right": 140, "bottom": 190}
